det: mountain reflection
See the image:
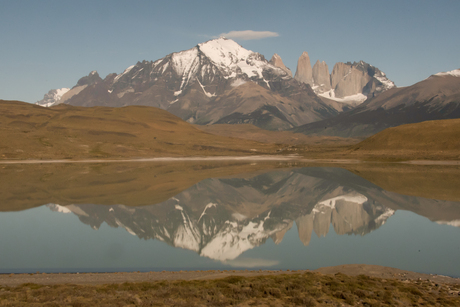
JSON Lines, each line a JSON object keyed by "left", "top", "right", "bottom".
{"left": 46, "top": 168, "right": 401, "bottom": 262}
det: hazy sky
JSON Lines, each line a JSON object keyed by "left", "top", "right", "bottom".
{"left": 1, "top": 0, "right": 459, "bottom": 103}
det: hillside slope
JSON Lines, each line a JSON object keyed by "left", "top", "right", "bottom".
{"left": 0, "top": 100, "right": 280, "bottom": 160}
{"left": 348, "top": 118, "right": 460, "bottom": 159}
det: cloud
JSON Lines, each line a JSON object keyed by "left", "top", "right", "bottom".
{"left": 218, "top": 30, "right": 279, "bottom": 41}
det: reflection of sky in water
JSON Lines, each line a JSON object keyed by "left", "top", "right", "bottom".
{"left": 0, "top": 206, "right": 459, "bottom": 277}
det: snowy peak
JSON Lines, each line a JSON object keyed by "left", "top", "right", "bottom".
{"left": 196, "top": 37, "right": 286, "bottom": 80}
{"left": 198, "top": 38, "right": 254, "bottom": 68}
{"left": 36, "top": 88, "right": 70, "bottom": 107}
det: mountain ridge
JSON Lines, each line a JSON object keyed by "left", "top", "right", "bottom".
{"left": 35, "top": 38, "right": 395, "bottom": 131}
{"left": 294, "top": 71, "right": 460, "bottom": 137}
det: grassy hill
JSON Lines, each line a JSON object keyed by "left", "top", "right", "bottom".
{"left": 347, "top": 119, "right": 460, "bottom": 160}
{"left": 196, "top": 123, "right": 360, "bottom": 146}
{"left": 0, "top": 100, "right": 281, "bottom": 160}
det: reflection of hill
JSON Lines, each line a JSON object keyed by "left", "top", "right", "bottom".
{"left": 47, "top": 168, "right": 401, "bottom": 261}
{"left": 0, "top": 161, "right": 286, "bottom": 212}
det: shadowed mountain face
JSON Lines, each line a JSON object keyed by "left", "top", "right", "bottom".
{"left": 46, "top": 167, "right": 460, "bottom": 262}
{"left": 294, "top": 73, "right": 460, "bottom": 137}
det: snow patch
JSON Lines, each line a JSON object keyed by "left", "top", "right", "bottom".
{"left": 197, "top": 79, "right": 216, "bottom": 97}
{"left": 374, "top": 72, "right": 396, "bottom": 90}
{"left": 47, "top": 204, "right": 72, "bottom": 213}
{"left": 36, "top": 88, "right": 71, "bottom": 107}
{"left": 232, "top": 213, "right": 247, "bottom": 221}
{"left": 113, "top": 65, "right": 135, "bottom": 84}
{"left": 317, "top": 193, "right": 368, "bottom": 209}
{"left": 318, "top": 90, "right": 368, "bottom": 105}
{"left": 231, "top": 79, "right": 247, "bottom": 87}
{"left": 374, "top": 209, "right": 395, "bottom": 224}
{"left": 198, "top": 202, "right": 217, "bottom": 222}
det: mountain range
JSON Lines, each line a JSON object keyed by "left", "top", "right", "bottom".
{"left": 35, "top": 38, "right": 460, "bottom": 137}
{"left": 36, "top": 38, "right": 396, "bottom": 132}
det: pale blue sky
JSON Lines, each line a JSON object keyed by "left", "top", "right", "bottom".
{"left": 1, "top": 0, "right": 459, "bottom": 103}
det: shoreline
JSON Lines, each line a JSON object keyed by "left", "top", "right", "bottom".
{"left": 1, "top": 264, "right": 459, "bottom": 286}
{"left": 0, "top": 156, "right": 459, "bottom": 165}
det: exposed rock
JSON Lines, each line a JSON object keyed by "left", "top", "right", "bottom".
{"left": 269, "top": 53, "right": 292, "bottom": 77}
{"left": 294, "top": 52, "right": 313, "bottom": 85}
{"left": 334, "top": 66, "right": 371, "bottom": 98}
{"left": 76, "top": 71, "right": 102, "bottom": 87}
{"left": 312, "top": 60, "right": 331, "bottom": 91}
{"left": 295, "top": 214, "right": 314, "bottom": 246}
{"left": 331, "top": 62, "right": 350, "bottom": 90}
{"left": 329, "top": 61, "right": 394, "bottom": 99}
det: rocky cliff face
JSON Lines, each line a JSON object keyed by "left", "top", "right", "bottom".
{"left": 331, "top": 63, "right": 371, "bottom": 97}
{"left": 294, "top": 52, "right": 313, "bottom": 85}
{"left": 294, "top": 51, "right": 395, "bottom": 105}
{"left": 312, "top": 60, "right": 331, "bottom": 92}
{"left": 269, "top": 53, "right": 292, "bottom": 77}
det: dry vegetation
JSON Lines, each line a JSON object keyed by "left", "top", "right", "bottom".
{"left": 196, "top": 123, "right": 361, "bottom": 146}
{"left": 344, "top": 119, "right": 460, "bottom": 161}
{"left": 1, "top": 100, "right": 460, "bottom": 162}
{"left": 0, "top": 100, "right": 282, "bottom": 160}
{"left": 1, "top": 272, "right": 459, "bottom": 306}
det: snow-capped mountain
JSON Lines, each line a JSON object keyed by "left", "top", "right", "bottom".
{"left": 36, "top": 38, "right": 339, "bottom": 130}
{"left": 35, "top": 71, "right": 102, "bottom": 107}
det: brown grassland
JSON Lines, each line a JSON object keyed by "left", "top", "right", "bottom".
{"left": 0, "top": 271, "right": 459, "bottom": 306}
{"left": 2, "top": 100, "right": 460, "bottom": 162}
{"left": 0, "top": 100, "right": 282, "bottom": 160}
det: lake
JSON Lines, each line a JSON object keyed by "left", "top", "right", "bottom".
{"left": 0, "top": 161, "right": 459, "bottom": 277}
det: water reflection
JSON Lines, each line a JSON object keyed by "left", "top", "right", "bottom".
{"left": 41, "top": 167, "right": 458, "bottom": 263}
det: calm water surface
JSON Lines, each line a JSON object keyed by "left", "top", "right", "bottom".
{"left": 0, "top": 163, "right": 459, "bottom": 276}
